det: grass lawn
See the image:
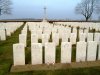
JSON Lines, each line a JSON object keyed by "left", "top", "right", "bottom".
{"left": 0, "top": 23, "right": 100, "bottom": 75}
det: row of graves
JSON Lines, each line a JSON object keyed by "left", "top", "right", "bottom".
{"left": 0, "top": 22, "right": 23, "bottom": 41}
{"left": 12, "top": 21, "right": 100, "bottom": 69}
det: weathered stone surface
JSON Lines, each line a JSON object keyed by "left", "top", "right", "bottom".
{"left": 19, "top": 34, "right": 27, "bottom": 47}
{"left": 98, "top": 43, "right": 100, "bottom": 60}
{"left": 31, "top": 43, "right": 42, "bottom": 65}
{"left": 70, "top": 33, "right": 77, "bottom": 44}
{"left": 42, "top": 34, "right": 49, "bottom": 46}
{"left": 61, "top": 42, "right": 72, "bottom": 63}
{"left": 87, "top": 33, "right": 93, "bottom": 41}
{"left": 13, "top": 43, "right": 25, "bottom": 66}
{"left": 79, "top": 33, "right": 86, "bottom": 41}
{"left": 31, "top": 34, "right": 38, "bottom": 44}
{"left": 87, "top": 41, "right": 97, "bottom": 61}
{"left": 52, "top": 33, "right": 59, "bottom": 46}
{"left": 0, "top": 29, "right": 6, "bottom": 40}
{"left": 94, "top": 33, "right": 100, "bottom": 44}
{"left": 61, "top": 33, "right": 69, "bottom": 42}
{"left": 45, "top": 43, "right": 56, "bottom": 64}
{"left": 76, "top": 42, "right": 87, "bottom": 62}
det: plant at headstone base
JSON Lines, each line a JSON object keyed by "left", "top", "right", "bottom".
{"left": 75, "top": 0, "right": 100, "bottom": 21}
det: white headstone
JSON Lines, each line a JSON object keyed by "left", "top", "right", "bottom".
{"left": 94, "top": 33, "right": 100, "bottom": 44}
{"left": 73, "top": 28, "right": 77, "bottom": 34}
{"left": 70, "top": 33, "right": 77, "bottom": 44}
{"left": 84, "top": 29, "right": 88, "bottom": 34}
{"left": 31, "top": 34, "right": 38, "bottom": 44}
{"left": 87, "top": 33, "right": 93, "bottom": 42}
{"left": 79, "top": 33, "right": 86, "bottom": 41}
{"left": 58, "top": 28, "right": 64, "bottom": 38}
{"left": 98, "top": 43, "right": 100, "bottom": 60}
{"left": 45, "top": 43, "right": 56, "bottom": 64}
{"left": 65, "top": 28, "right": 71, "bottom": 38}
{"left": 6, "top": 29, "right": 11, "bottom": 36}
{"left": 19, "top": 34, "right": 27, "bottom": 47}
{"left": 13, "top": 43, "right": 25, "bottom": 66}
{"left": 52, "top": 33, "right": 59, "bottom": 46}
{"left": 0, "top": 29, "right": 6, "bottom": 40}
{"left": 31, "top": 43, "right": 42, "bottom": 65}
{"left": 21, "top": 30, "right": 27, "bottom": 35}
{"left": 76, "top": 41, "right": 87, "bottom": 62}
{"left": 37, "top": 29, "right": 42, "bottom": 39}
{"left": 61, "top": 42, "right": 72, "bottom": 63}
{"left": 31, "top": 30, "right": 37, "bottom": 34}
{"left": 52, "top": 28, "right": 57, "bottom": 33}
{"left": 42, "top": 34, "right": 49, "bottom": 46}
{"left": 87, "top": 41, "right": 97, "bottom": 61}
{"left": 61, "top": 33, "right": 69, "bottom": 42}
{"left": 43, "top": 28, "right": 51, "bottom": 35}
{"left": 79, "top": 29, "right": 84, "bottom": 34}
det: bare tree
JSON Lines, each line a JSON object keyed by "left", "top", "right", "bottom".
{"left": 75, "top": 0, "right": 100, "bottom": 21}
{"left": 0, "top": 0, "right": 12, "bottom": 15}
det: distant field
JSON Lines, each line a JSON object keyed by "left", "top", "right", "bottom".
{"left": 0, "top": 23, "right": 100, "bottom": 75}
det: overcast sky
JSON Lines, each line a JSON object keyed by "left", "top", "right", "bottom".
{"left": 0, "top": 0, "right": 99, "bottom": 20}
